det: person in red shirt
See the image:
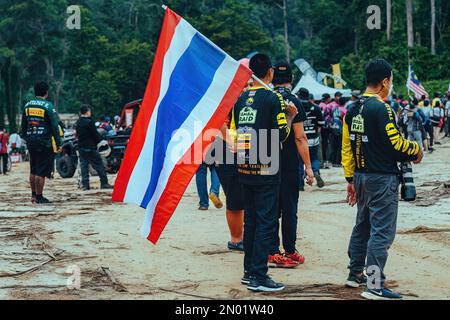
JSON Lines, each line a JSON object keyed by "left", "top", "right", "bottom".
{"left": 0, "top": 126, "right": 10, "bottom": 175}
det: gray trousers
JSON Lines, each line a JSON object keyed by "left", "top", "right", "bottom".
{"left": 348, "top": 172, "right": 399, "bottom": 288}
{"left": 408, "top": 130, "right": 423, "bottom": 150}
{"left": 79, "top": 149, "right": 108, "bottom": 188}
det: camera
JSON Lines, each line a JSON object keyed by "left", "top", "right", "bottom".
{"left": 400, "top": 162, "right": 416, "bottom": 201}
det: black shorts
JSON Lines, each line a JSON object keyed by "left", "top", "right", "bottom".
{"left": 29, "top": 147, "right": 55, "bottom": 178}
{"left": 216, "top": 164, "right": 244, "bottom": 211}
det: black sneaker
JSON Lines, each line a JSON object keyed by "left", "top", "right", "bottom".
{"left": 101, "top": 183, "right": 114, "bottom": 189}
{"left": 345, "top": 271, "right": 367, "bottom": 288}
{"left": 361, "top": 287, "right": 402, "bottom": 300}
{"left": 228, "top": 241, "right": 244, "bottom": 252}
{"left": 315, "top": 173, "right": 325, "bottom": 188}
{"left": 36, "top": 197, "right": 52, "bottom": 204}
{"left": 82, "top": 186, "right": 90, "bottom": 191}
{"left": 247, "top": 277, "right": 285, "bottom": 292}
{"left": 241, "top": 272, "right": 254, "bottom": 285}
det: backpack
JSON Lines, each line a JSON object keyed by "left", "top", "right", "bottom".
{"left": 330, "top": 106, "right": 344, "bottom": 135}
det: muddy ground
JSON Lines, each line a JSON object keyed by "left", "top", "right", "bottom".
{"left": 0, "top": 138, "right": 449, "bottom": 300}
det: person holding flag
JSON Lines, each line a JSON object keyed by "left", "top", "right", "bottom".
{"left": 232, "top": 53, "right": 297, "bottom": 292}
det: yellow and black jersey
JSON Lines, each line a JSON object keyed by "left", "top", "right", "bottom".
{"left": 21, "top": 98, "right": 62, "bottom": 152}
{"left": 231, "top": 86, "right": 290, "bottom": 185}
{"left": 342, "top": 93, "right": 420, "bottom": 182}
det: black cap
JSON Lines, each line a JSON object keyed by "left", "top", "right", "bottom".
{"left": 334, "top": 91, "right": 343, "bottom": 98}
{"left": 298, "top": 88, "right": 310, "bottom": 100}
{"left": 273, "top": 62, "right": 293, "bottom": 85}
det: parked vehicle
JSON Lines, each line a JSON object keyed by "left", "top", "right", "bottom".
{"left": 55, "top": 99, "right": 142, "bottom": 178}
{"left": 55, "top": 130, "right": 78, "bottom": 178}
{"left": 103, "top": 99, "right": 142, "bottom": 174}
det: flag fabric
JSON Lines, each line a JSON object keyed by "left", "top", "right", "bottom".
{"left": 406, "top": 66, "right": 429, "bottom": 99}
{"left": 112, "top": 7, "right": 252, "bottom": 244}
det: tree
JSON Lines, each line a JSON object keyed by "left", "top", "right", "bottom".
{"left": 406, "top": 0, "right": 414, "bottom": 48}
{"left": 431, "top": 0, "right": 436, "bottom": 55}
{"left": 387, "top": 0, "right": 392, "bottom": 41}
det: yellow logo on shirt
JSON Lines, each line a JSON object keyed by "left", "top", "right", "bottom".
{"left": 351, "top": 114, "right": 365, "bottom": 133}
{"left": 239, "top": 107, "right": 257, "bottom": 124}
{"left": 26, "top": 108, "right": 45, "bottom": 118}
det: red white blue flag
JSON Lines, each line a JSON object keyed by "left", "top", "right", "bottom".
{"left": 112, "top": 7, "right": 252, "bottom": 244}
{"left": 406, "top": 65, "right": 429, "bottom": 99}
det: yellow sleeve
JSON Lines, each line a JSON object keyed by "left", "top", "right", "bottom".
{"left": 383, "top": 104, "right": 420, "bottom": 160}
{"left": 229, "top": 107, "right": 237, "bottom": 143}
{"left": 341, "top": 116, "right": 355, "bottom": 182}
{"left": 273, "top": 93, "right": 290, "bottom": 142}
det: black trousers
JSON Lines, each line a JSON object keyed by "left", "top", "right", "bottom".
{"left": 243, "top": 183, "right": 280, "bottom": 280}
{"left": 330, "top": 134, "right": 343, "bottom": 165}
{"left": 271, "top": 171, "right": 300, "bottom": 255}
{"left": 425, "top": 123, "right": 434, "bottom": 146}
{"left": 79, "top": 149, "right": 108, "bottom": 188}
{"left": 0, "top": 153, "right": 8, "bottom": 174}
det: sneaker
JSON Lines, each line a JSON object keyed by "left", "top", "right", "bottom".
{"left": 315, "top": 173, "right": 325, "bottom": 188}
{"left": 285, "top": 251, "right": 305, "bottom": 265}
{"left": 299, "top": 186, "right": 305, "bottom": 192}
{"left": 345, "top": 271, "right": 367, "bottom": 288}
{"left": 101, "top": 183, "right": 114, "bottom": 189}
{"left": 247, "top": 277, "right": 285, "bottom": 292}
{"left": 198, "top": 206, "right": 208, "bottom": 211}
{"left": 82, "top": 186, "right": 90, "bottom": 191}
{"left": 208, "top": 193, "right": 223, "bottom": 209}
{"left": 361, "top": 287, "right": 402, "bottom": 300}
{"left": 36, "top": 197, "right": 52, "bottom": 204}
{"left": 241, "top": 272, "right": 254, "bottom": 285}
{"left": 268, "top": 253, "right": 298, "bottom": 268}
{"left": 228, "top": 241, "right": 244, "bottom": 252}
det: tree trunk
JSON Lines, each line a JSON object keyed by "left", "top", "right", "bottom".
{"left": 386, "top": 0, "right": 392, "bottom": 41}
{"left": 282, "top": 0, "right": 290, "bottom": 63}
{"left": 431, "top": 0, "right": 436, "bottom": 55}
{"left": 406, "top": 0, "right": 414, "bottom": 48}
{"left": 2, "top": 59, "right": 18, "bottom": 132}
{"left": 0, "top": 66, "right": 4, "bottom": 127}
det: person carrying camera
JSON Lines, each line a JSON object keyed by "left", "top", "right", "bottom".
{"left": 341, "top": 59, "right": 423, "bottom": 300}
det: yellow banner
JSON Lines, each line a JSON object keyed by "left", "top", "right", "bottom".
{"left": 332, "top": 64, "right": 343, "bottom": 89}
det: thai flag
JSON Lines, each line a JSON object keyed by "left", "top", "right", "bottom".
{"left": 112, "top": 7, "right": 252, "bottom": 244}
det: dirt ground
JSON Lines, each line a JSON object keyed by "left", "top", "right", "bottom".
{"left": 0, "top": 138, "right": 449, "bottom": 300}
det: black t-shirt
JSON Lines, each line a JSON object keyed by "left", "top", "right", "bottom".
{"left": 233, "top": 86, "right": 290, "bottom": 185}
{"left": 75, "top": 117, "right": 102, "bottom": 149}
{"left": 301, "top": 101, "right": 324, "bottom": 147}
{"left": 274, "top": 87, "right": 307, "bottom": 172}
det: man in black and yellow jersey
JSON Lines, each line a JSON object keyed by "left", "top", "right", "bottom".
{"left": 269, "top": 62, "right": 313, "bottom": 269}
{"left": 21, "top": 82, "right": 62, "bottom": 204}
{"left": 342, "top": 59, "right": 423, "bottom": 300}
{"left": 232, "top": 54, "right": 296, "bottom": 292}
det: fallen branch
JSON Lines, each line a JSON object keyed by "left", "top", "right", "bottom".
{"left": 398, "top": 226, "right": 450, "bottom": 234}
{"left": 0, "top": 257, "right": 55, "bottom": 278}
{"left": 97, "top": 267, "right": 128, "bottom": 292}
{"left": 156, "top": 288, "right": 215, "bottom": 300}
